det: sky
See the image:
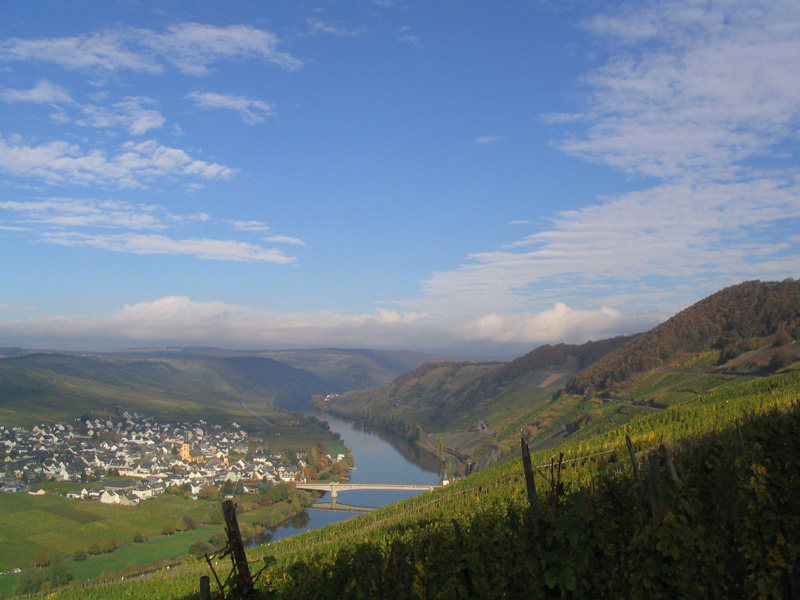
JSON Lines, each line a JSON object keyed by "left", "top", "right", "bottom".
{"left": 1, "top": 0, "right": 799, "bottom": 356}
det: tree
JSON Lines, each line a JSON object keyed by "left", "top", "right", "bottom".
{"left": 198, "top": 484, "right": 219, "bottom": 502}
{"left": 208, "top": 506, "right": 223, "bottom": 524}
{"left": 773, "top": 324, "right": 793, "bottom": 346}
{"left": 162, "top": 523, "right": 175, "bottom": 536}
{"left": 102, "top": 538, "right": 117, "bottom": 553}
{"left": 73, "top": 549, "right": 87, "bottom": 561}
{"left": 263, "top": 482, "right": 290, "bottom": 505}
{"left": 176, "top": 515, "right": 197, "bottom": 532}
{"left": 87, "top": 544, "right": 102, "bottom": 556}
{"left": 133, "top": 531, "right": 144, "bottom": 543}
{"left": 34, "top": 553, "right": 51, "bottom": 568}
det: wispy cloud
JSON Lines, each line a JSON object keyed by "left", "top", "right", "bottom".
{"left": 0, "top": 196, "right": 207, "bottom": 230}
{"left": 187, "top": 91, "right": 275, "bottom": 124}
{"left": 0, "top": 31, "right": 161, "bottom": 73}
{"left": 0, "top": 79, "right": 73, "bottom": 104}
{"left": 0, "top": 136, "right": 237, "bottom": 187}
{"left": 229, "top": 219, "right": 270, "bottom": 232}
{"left": 41, "top": 232, "right": 296, "bottom": 263}
{"left": 0, "top": 196, "right": 306, "bottom": 265}
{"left": 395, "top": 27, "right": 421, "bottom": 44}
{"left": 414, "top": 0, "right": 800, "bottom": 319}
{"left": 264, "top": 235, "right": 306, "bottom": 245}
{"left": 564, "top": 2, "right": 800, "bottom": 181}
{"left": 471, "top": 136, "right": 502, "bottom": 145}
{"left": 0, "top": 23, "right": 301, "bottom": 76}
{"left": 306, "top": 18, "right": 366, "bottom": 37}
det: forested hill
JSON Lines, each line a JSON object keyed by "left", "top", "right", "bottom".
{"left": 443, "top": 335, "right": 635, "bottom": 416}
{"left": 566, "top": 279, "right": 800, "bottom": 396}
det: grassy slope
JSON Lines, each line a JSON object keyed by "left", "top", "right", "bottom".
{"left": 44, "top": 366, "right": 800, "bottom": 599}
{"left": 0, "top": 489, "right": 313, "bottom": 596}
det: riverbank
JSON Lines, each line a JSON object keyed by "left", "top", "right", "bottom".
{"left": 313, "top": 404, "right": 452, "bottom": 475}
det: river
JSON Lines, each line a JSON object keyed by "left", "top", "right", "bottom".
{"left": 251, "top": 413, "right": 442, "bottom": 545}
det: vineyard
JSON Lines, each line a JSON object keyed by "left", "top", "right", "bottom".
{"left": 35, "top": 368, "right": 800, "bottom": 599}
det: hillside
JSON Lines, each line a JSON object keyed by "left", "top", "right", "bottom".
{"left": 50, "top": 359, "right": 800, "bottom": 600}
{"left": 567, "top": 278, "right": 800, "bottom": 395}
{"left": 0, "top": 352, "right": 315, "bottom": 427}
{"left": 320, "top": 336, "right": 633, "bottom": 470}
{"left": 321, "top": 280, "right": 800, "bottom": 470}
{"left": 10, "top": 278, "right": 800, "bottom": 599}
{"left": 0, "top": 347, "right": 444, "bottom": 428}
{"left": 119, "top": 347, "right": 441, "bottom": 392}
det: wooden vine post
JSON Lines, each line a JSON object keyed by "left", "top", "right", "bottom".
{"left": 647, "top": 453, "right": 663, "bottom": 522}
{"left": 222, "top": 499, "right": 255, "bottom": 599}
{"left": 521, "top": 437, "right": 544, "bottom": 553}
{"left": 625, "top": 435, "right": 640, "bottom": 483}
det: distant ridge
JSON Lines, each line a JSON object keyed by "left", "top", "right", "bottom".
{"left": 566, "top": 279, "right": 800, "bottom": 395}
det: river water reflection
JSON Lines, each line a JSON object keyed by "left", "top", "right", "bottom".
{"left": 251, "top": 413, "right": 441, "bottom": 545}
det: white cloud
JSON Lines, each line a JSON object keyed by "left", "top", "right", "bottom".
{"left": 0, "top": 31, "right": 161, "bottom": 73}
{"left": 0, "top": 23, "right": 301, "bottom": 76}
{"left": 0, "top": 295, "right": 662, "bottom": 353}
{"left": 264, "top": 235, "right": 306, "bottom": 245}
{"left": 0, "top": 297, "right": 432, "bottom": 350}
{"left": 0, "top": 79, "right": 73, "bottom": 104}
{"left": 41, "top": 232, "right": 296, "bottom": 263}
{"left": 0, "top": 136, "right": 237, "bottom": 187}
{"left": 461, "top": 303, "right": 660, "bottom": 346}
{"left": 187, "top": 91, "right": 275, "bottom": 124}
{"left": 77, "top": 97, "right": 165, "bottom": 135}
{"left": 229, "top": 220, "right": 270, "bottom": 232}
{"left": 136, "top": 22, "right": 302, "bottom": 75}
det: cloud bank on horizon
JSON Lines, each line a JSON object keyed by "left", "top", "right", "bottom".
{"left": 1, "top": 1, "right": 799, "bottom": 355}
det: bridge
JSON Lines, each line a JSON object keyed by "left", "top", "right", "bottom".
{"left": 296, "top": 481, "right": 442, "bottom": 499}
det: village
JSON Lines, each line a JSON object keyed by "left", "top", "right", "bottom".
{"left": 0, "top": 410, "right": 345, "bottom": 505}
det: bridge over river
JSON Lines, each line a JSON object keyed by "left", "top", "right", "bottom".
{"left": 296, "top": 481, "right": 442, "bottom": 500}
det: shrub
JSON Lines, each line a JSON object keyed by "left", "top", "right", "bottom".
{"left": 14, "top": 569, "right": 48, "bottom": 595}
{"left": 49, "top": 562, "right": 73, "bottom": 587}
{"left": 189, "top": 538, "right": 212, "bottom": 557}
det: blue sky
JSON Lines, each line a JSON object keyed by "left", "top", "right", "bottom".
{"left": 1, "top": 0, "right": 799, "bottom": 355}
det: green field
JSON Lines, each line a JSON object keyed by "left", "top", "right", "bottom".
{"left": 0, "top": 488, "right": 313, "bottom": 596}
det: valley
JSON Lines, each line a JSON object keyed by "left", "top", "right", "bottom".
{"left": 1, "top": 279, "right": 799, "bottom": 598}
